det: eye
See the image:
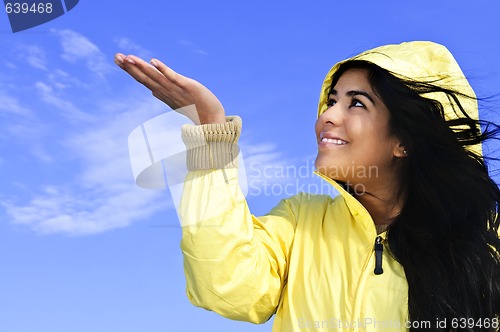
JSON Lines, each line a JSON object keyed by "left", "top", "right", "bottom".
{"left": 351, "top": 99, "right": 365, "bottom": 108}
{"left": 326, "top": 98, "right": 337, "bottom": 107}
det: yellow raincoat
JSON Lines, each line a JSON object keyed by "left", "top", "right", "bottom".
{"left": 178, "top": 41, "right": 481, "bottom": 331}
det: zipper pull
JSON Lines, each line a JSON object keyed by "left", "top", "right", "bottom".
{"left": 374, "top": 236, "right": 384, "bottom": 275}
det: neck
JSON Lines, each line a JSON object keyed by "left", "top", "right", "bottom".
{"left": 352, "top": 178, "right": 403, "bottom": 226}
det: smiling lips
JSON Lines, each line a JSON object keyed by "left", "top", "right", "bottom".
{"left": 321, "top": 137, "right": 348, "bottom": 145}
{"left": 319, "top": 132, "right": 348, "bottom": 146}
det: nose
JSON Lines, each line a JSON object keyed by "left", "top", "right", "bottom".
{"left": 319, "top": 103, "right": 344, "bottom": 127}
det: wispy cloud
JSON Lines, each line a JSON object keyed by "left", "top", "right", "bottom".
{"left": 53, "top": 29, "right": 113, "bottom": 77}
{"left": 3, "top": 183, "right": 167, "bottom": 236}
{"left": 0, "top": 91, "right": 34, "bottom": 118}
{"left": 47, "top": 69, "right": 86, "bottom": 90}
{"left": 15, "top": 44, "right": 47, "bottom": 70}
{"left": 0, "top": 90, "right": 55, "bottom": 185}
{"left": 1, "top": 31, "right": 180, "bottom": 236}
{"left": 0, "top": 30, "right": 315, "bottom": 236}
{"left": 35, "top": 81, "right": 94, "bottom": 122}
{"left": 2, "top": 98, "right": 171, "bottom": 236}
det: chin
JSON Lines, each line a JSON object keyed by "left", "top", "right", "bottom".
{"left": 314, "top": 158, "right": 326, "bottom": 174}
{"left": 315, "top": 156, "right": 337, "bottom": 176}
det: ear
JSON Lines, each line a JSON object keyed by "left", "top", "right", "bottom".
{"left": 393, "top": 142, "right": 408, "bottom": 158}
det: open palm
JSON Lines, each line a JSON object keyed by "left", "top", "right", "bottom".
{"left": 114, "top": 53, "right": 226, "bottom": 125}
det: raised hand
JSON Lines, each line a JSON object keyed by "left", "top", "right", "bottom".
{"left": 114, "top": 53, "right": 226, "bottom": 124}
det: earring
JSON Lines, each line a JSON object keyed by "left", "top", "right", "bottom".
{"left": 403, "top": 150, "right": 408, "bottom": 155}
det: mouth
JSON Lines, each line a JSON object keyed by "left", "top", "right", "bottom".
{"left": 319, "top": 132, "right": 349, "bottom": 146}
{"left": 320, "top": 137, "right": 348, "bottom": 145}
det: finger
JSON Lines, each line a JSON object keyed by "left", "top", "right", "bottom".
{"left": 125, "top": 55, "right": 177, "bottom": 89}
{"left": 123, "top": 61, "right": 164, "bottom": 92}
{"left": 120, "top": 58, "right": 166, "bottom": 96}
{"left": 122, "top": 55, "right": 187, "bottom": 109}
{"left": 114, "top": 53, "right": 126, "bottom": 69}
{"left": 121, "top": 55, "right": 161, "bottom": 84}
{"left": 150, "top": 58, "right": 182, "bottom": 85}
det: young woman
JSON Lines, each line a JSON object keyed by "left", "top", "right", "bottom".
{"left": 115, "top": 41, "right": 500, "bottom": 331}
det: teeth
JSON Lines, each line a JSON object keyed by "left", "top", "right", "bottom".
{"left": 321, "top": 138, "right": 347, "bottom": 145}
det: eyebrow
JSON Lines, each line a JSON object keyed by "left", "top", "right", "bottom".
{"left": 329, "top": 89, "right": 376, "bottom": 105}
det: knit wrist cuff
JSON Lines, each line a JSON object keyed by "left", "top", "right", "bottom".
{"left": 181, "top": 116, "right": 242, "bottom": 170}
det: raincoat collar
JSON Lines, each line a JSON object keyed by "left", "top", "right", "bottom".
{"left": 314, "top": 170, "right": 386, "bottom": 239}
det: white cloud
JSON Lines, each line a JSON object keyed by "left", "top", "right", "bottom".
{"left": 0, "top": 91, "right": 34, "bottom": 118}
{"left": 15, "top": 44, "right": 48, "bottom": 70}
{"left": 53, "top": 29, "right": 113, "bottom": 77}
{"left": 57, "top": 29, "right": 99, "bottom": 60}
{"left": 47, "top": 69, "right": 86, "bottom": 90}
{"left": 0, "top": 31, "right": 181, "bottom": 236}
{"left": 2, "top": 98, "right": 171, "bottom": 236}
{"left": 0, "top": 90, "right": 48, "bottom": 145}
{"left": 3, "top": 183, "right": 167, "bottom": 235}
{"left": 35, "top": 81, "right": 94, "bottom": 122}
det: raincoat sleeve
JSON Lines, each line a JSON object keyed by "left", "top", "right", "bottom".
{"left": 179, "top": 116, "right": 298, "bottom": 324}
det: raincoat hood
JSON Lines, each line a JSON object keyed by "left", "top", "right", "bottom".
{"left": 317, "top": 41, "right": 481, "bottom": 155}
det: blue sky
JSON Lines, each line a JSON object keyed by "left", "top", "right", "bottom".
{"left": 1, "top": 1, "right": 500, "bottom": 331}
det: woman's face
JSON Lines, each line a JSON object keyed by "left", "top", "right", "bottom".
{"left": 315, "top": 68, "right": 404, "bottom": 186}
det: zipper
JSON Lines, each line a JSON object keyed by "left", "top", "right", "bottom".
{"left": 350, "top": 237, "right": 383, "bottom": 330}
{"left": 374, "top": 236, "right": 384, "bottom": 275}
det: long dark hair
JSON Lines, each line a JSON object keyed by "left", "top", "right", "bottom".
{"left": 329, "top": 60, "right": 500, "bottom": 330}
